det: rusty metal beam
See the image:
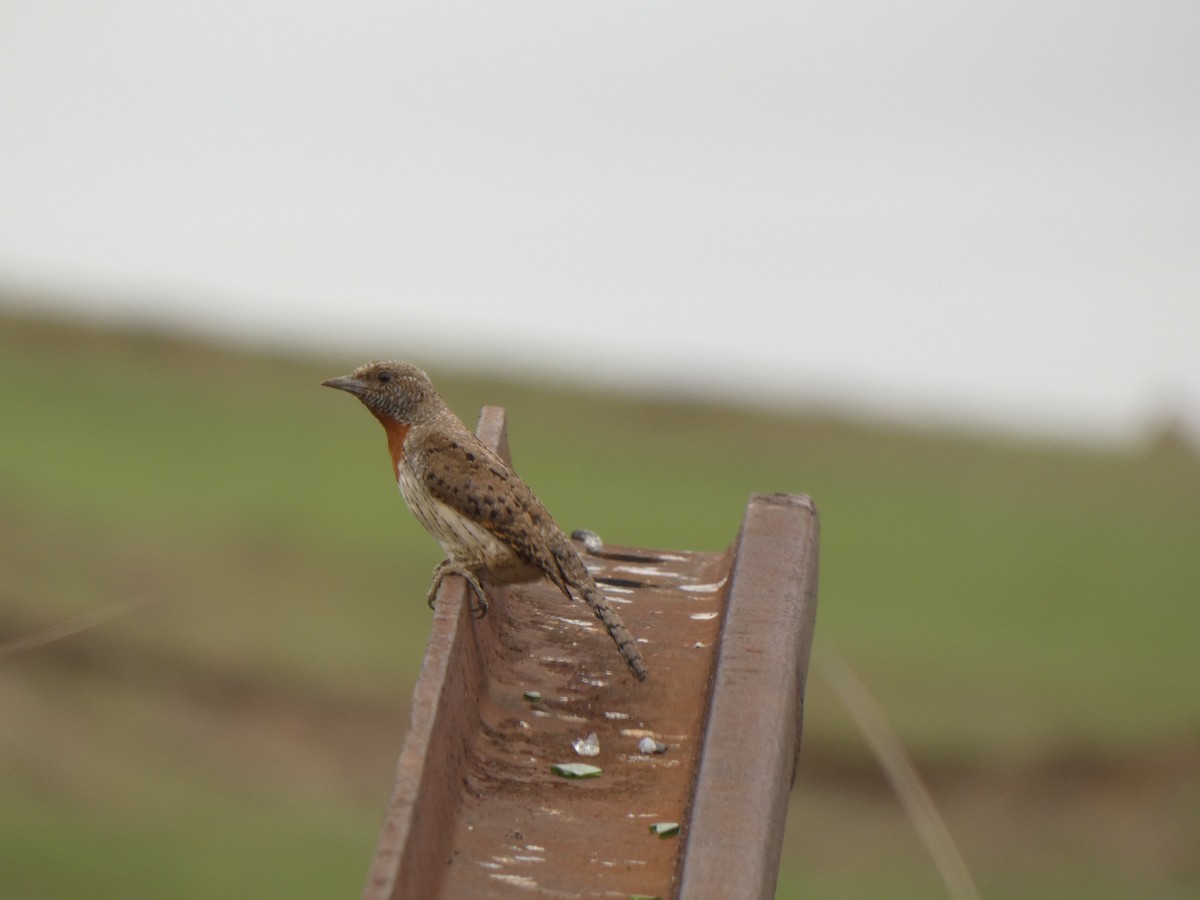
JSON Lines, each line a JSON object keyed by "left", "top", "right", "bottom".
{"left": 363, "top": 407, "right": 819, "bottom": 900}
{"left": 675, "top": 492, "right": 819, "bottom": 898}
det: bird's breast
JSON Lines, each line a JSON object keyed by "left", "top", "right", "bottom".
{"left": 396, "top": 465, "right": 515, "bottom": 568}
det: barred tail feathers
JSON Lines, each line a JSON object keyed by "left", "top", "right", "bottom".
{"left": 553, "top": 545, "right": 648, "bottom": 681}
{"left": 578, "top": 580, "right": 648, "bottom": 681}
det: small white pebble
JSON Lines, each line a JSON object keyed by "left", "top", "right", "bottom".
{"left": 571, "top": 529, "right": 605, "bottom": 553}
{"left": 638, "top": 736, "right": 668, "bottom": 755}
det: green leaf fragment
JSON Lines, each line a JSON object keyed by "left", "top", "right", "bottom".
{"left": 522, "top": 690, "right": 542, "bottom": 701}
{"left": 551, "top": 762, "right": 602, "bottom": 779}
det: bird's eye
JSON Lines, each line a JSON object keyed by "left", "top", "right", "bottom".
{"left": 378, "top": 372, "right": 392, "bottom": 384}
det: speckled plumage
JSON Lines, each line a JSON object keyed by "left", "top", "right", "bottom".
{"left": 323, "top": 361, "right": 647, "bottom": 681}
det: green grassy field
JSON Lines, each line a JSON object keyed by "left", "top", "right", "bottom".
{"left": 2, "top": 307, "right": 1197, "bottom": 898}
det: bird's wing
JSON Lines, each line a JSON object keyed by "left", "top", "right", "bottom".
{"left": 416, "top": 429, "right": 572, "bottom": 591}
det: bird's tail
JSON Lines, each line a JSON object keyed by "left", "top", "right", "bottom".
{"left": 554, "top": 545, "right": 648, "bottom": 681}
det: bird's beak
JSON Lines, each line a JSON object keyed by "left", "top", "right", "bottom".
{"left": 322, "top": 375, "right": 368, "bottom": 397}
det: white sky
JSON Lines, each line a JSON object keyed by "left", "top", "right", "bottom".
{"left": 2, "top": 1, "right": 1198, "bottom": 443}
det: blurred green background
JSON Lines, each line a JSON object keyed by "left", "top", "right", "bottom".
{"left": 2, "top": 308, "right": 1197, "bottom": 899}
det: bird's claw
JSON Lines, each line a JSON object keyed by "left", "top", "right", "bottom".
{"left": 427, "top": 561, "right": 490, "bottom": 618}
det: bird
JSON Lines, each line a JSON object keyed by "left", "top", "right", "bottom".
{"left": 322, "top": 361, "right": 648, "bottom": 681}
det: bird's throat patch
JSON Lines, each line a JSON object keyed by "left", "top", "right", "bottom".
{"left": 373, "top": 415, "right": 410, "bottom": 478}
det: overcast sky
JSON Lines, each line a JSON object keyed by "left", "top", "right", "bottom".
{"left": 2, "top": 1, "right": 1198, "bottom": 443}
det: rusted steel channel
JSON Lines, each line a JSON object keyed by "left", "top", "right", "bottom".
{"left": 363, "top": 406, "right": 819, "bottom": 900}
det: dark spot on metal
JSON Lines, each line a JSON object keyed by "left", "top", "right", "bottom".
{"left": 596, "top": 576, "right": 652, "bottom": 589}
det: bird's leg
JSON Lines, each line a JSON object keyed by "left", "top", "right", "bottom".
{"left": 460, "top": 568, "right": 490, "bottom": 618}
{"left": 426, "top": 559, "right": 490, "bottom": 618}
{"left": 425, "top": 561, "right": 448, "bottom": 609}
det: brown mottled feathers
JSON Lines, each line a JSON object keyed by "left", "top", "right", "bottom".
{"left": 413, "top": 429, "right": 575, "bottom": 598}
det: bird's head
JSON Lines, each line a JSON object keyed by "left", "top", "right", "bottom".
{"left": 322, "top": 361, "right": 441, "bottom": 425}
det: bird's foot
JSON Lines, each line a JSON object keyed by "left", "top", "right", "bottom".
{"left": 464, "top": 578, "right": 489, "bottom": 619}
{"left": 427, "top": 560, "right": 490, "bottom": 619}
